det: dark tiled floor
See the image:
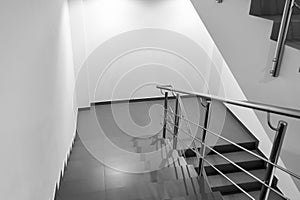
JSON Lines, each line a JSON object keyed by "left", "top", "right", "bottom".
{"left": 56, "top": 100, "right": 224, "bottom": 200}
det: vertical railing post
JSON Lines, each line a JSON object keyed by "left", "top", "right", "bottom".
{"left": 198, "top": 100, "right": 211, "bottom": 176}
{"left": 163, "top": 92, "right": 168, "bottom": 139}
{"left": 259, "top": 121, "right": 288, "bottom": 200}
{"left": 173, "top": 94, "right": 180, "bottom": 149}
{"left": 270, "top": 0, "right": 294, "bottom": 77}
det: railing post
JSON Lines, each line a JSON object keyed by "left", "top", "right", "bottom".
{"left": 173, "top": 94, "right": 180, "bottom": 149}
{"left": 198, "top": 101, "right": 211, "bottom": 176}
{"left": 163, "top": 92, "right": 168, "bottom": 139}
{"left": 259, "top": 121, "right": 288, "bottom": 200}
{"left": 270, "top": 0, "right": 294, "bottom": 77}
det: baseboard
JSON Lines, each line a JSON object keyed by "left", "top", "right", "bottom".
{"left": 90, "top": 96, "right": 174, "bottom": 106}
{"left": 88, "top": 94, "right": 197, "bottom": 107}
{"left": 53, "top": 115, "right": 78, "bottom": 200}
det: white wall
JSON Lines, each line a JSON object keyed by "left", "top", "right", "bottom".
{"left": 68, "top": 0, "right": 299, "bottom": 198}
{"left": 190, "top": 0, "right": 300, "bottom": 198}
{"left": 0, "top": 0, "right": 77, "bottom": 200}
{"left": 69, "top": 0, "right": 245, "bottom": 104}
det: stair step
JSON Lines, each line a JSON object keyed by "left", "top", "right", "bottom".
{"left": 105, "top": 176, "right": 224, "bottom": 200}
{"left": 250, "top": 0, "right": 300, "bottom": 17}
{"left": 222, "top": 189, "right": 286, "bottom": 200}
{"left": 103, "top": 164, "right": 199, "bottom": 191}
{"left": 182, "top": 140, "right": 257, "bottom": 158}
{"left": 166, "top": 156, "right": 188, "bottom": 167}
{"left": 105, "top": 176, "right": 214, "bottom": 200}
{"left": 205, "top": 150, "right": 265, "bottom": 176}
{"left": 157, "top": 165, "right": 198, "bottom": 182}
{"left": 185, "top": 150, "right": 265, "bottom": 176}
{"left": 250, "top": 13, "right": 300, "bottom": 50}
{"left": 170, "top": 191, "right": 223, "bottom": 200}
{"left": 271, "top": 14, "right": 300, "bottom": 42}
{"left": 104, "top": 136, "right": 168, "bottom": 153}
{"left": 207, "top": 169, "right": 266, "bottom": 195}
{"left": 178, "top": 156, "right": 188, "bottom": 166}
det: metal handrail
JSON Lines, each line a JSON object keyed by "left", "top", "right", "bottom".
{"left": 157, "top": 86, "right": 300, "bottom": 119}
{"left": 159, "top": 86, "right": 300, "bottom": 200}
{"left": 165, "top": 125, "right": 289, "bottom": 200}
{"left": 165, "top": 109, "right": 300, "bottom": 181}
{"left": 166, "top": 123, "right": 288, "bottom": 199}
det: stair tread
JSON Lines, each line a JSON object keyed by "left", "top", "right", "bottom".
{"left": 222, "top": 190, "right": 286, "bottom": 200}
{"left": 207, "top": 169, "right": 266, "bottom": 188}
{"left": 102, "top": 164, "right": 199, "bottom": 191}
{"left": 105, "top": 176, "right": 213, "bottom": 200}
{"left": 262, "top": 14, "right": 300, "bottom": 22}
{"left": 158, "top": 165, "right": 198, "bottom": 182}
{"left": 178, "top": 156, "right": 188, "bottom": 166}
{"left": 167, "top": 156, "right": 188, "bottom": 167}
{"left": 170, "top": 192, "right": 223, "bottom": 200}
{"left": 185, "top": 150, "right": 262, "bottom": 167}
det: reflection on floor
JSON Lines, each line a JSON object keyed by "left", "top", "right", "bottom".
{"left": 55, "top": 101, "right": 222, "bottom": 200}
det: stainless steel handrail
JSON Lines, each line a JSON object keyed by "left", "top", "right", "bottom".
{"left": 157, "top": 85, "right": 300, "bottom": 119}
{"left": 165, "top": 125, "right": 289, "bottom": 200}
{"left": 166, "top": 109, "right": 300, "bottom": 181}
{"left": 159, "top": 86, "right": 299, "bottom": 200}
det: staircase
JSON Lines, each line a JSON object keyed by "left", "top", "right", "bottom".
{"left": 103, "top": 149, "right": 223, "bottom": 200}
{"left": 55, "top": 97, "right": 295, "bottom": 199}
{"left": 179, "top": 107, "right": 286, "bottom": 199}
{"left": 250, "top": 0, "right": 300, "bottom": 50}
{"left": 55, "top": 136, "right": 223, "bottom": 200}
{"left": 55, "top": 103, "right": 223, "bottom": 200}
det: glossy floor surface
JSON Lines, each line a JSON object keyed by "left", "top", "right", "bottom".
{"left": 55, "top": 99, "right": 224, "bottom": 200}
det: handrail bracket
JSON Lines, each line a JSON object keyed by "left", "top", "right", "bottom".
{"left": 267, "top": 112, "right": 279, "bottom": 131}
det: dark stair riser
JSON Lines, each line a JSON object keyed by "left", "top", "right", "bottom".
{"left": 250, "top": 0, "right": 300, "bottom": 50}
{"left": 204, "top": 159, "right": 266, "bottom": 176}
{"left": 209, "top": 174, "right": 280, "bottom": 196}
{"left": 211, "top": 182, "right": 262, "bottom": 195}
{"left": 271, "top": 17, "right": 300, "bottom": 41}
{"left": 250, "top": 0, "right": 300, "bottom": 16}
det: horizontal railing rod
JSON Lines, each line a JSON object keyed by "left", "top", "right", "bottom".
{"left": 166, "top": 126, "right": 289, "bottom": 200}
{"left": 157, "top": 86, "right": 300, "bottom": 119}
{"left": 165, "top": 115, "right": 300, "bottom": 181}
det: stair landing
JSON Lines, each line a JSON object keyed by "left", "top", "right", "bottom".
{"left": 55, "top": 101, "right": 221, "bottom": 200}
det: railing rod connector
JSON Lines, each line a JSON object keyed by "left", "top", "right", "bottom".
{"left": 199, "top": 97, "right": 210, "bottom": 108}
